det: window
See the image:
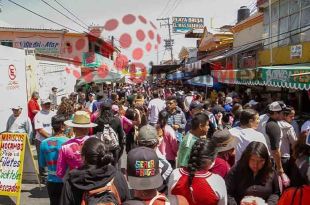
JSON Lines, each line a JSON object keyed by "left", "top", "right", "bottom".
{"left": 301, "top": 6, "right": 310, "bottom": 27}
{"left": 301, "top": 0, "right": 310, "bottom": 7}
{"left": 279, "top": 17, "right": 289, "bottom": 45}
{"left": 290, "top": 0, "right": 300, "bottom": 14}
{"left": 264, "top": 7, "right": 270, "bottom": 24}
{"left": 289, "top": 13, "right": 300, "bottom": 44}
{"left": 271, "top": 2, "right": 279, "bottom": 21}
{"left": 0, "top": 40, "right": 13, "bottom": 47}
{"left": 272, "top": 21, "right": 279, "bottom": 47}
{"left": 280, "top": 0, "right": 289, "bottom": 18}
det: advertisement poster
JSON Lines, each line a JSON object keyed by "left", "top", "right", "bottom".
{"left": 0, "top": 46, "right": 28, "bottom": 132}
{"left": 0, "top": 133, "right": 26, "bottom": 204}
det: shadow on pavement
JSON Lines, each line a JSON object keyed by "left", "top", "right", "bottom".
{"left": 0, "top": 196, "right": 15, "bottom": 205}
{"left": 25, "top": 186, "right": 49, "bottom": 198}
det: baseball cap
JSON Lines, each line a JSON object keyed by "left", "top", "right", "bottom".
{"left": 225, "top": 97, "right": 233, "bottom": 104}
{"left": 212, "top": 130, "right": 236, "bottom": 152}
{"left": 269, "top": 101, "right": 285, "bottom": 112}
{"left": 136, "top": 125, "right": 158, "bottom": 145}
{"left": 190, "top": 101, "right": 203, "bottom": 111}
{"left": 11, "top": 105, "right": 22, "bottom": 110}
{"left": 41, "top": 99, "right": 51, "bottom": 104}
{"left": 88, "top": 92, "right": 95, "bottom": 97}
{"left": 127, "top": 147, "right": 163, "bottom": 190}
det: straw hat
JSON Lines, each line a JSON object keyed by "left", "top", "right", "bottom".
{"left": 64, "top": 111, "right": 97, "bottom": 128}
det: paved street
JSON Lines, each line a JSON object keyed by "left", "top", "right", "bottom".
{"left": 0, "top": 145, "right": 128, "bottom": 205}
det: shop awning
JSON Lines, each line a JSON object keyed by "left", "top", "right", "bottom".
{"left": 166, "top": 71, "right": 193, "bottom": 80}
{"left": 184, "top": 60, "right": 202, "bottom": 72}
{"left": 186, "top": 75, "right": 213, "bottom": 87}
{"left": 257, "top": 65, "right": 310, "bottom": 90}
{"left": 150, "top": 64, "right": 180, "bottom": 74}
{"left": 211, "top": 68, "right": 256, "bottom": 84}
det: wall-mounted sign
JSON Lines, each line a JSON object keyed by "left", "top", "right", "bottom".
{"left": 15, "top": 37, "right": 61, "bottom": 55}
{"left": 172, "top": 17, "right": 204, "bottom": 33}
{"left": 290, "top": 44, "right": 302, "bottom": 59}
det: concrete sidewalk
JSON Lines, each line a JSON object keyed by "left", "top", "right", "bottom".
{"left": 0, "top": 183, "right": 49, "bottom": 205}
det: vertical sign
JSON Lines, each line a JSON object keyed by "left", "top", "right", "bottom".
{"left": 0, "top": 133, "right": 27, "bottom": 205}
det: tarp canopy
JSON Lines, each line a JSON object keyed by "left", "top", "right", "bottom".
{"left": 186, "top": 75, "right": 213, "bottom": 87}
{"left": 77, "top": 71, "right": 123, "bottom": 86}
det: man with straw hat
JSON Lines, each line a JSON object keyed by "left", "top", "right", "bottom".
{"left": 56, "top": 111, "right": 97, "bottom": 178}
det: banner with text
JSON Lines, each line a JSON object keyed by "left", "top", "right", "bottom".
{"left": 172, "top": 17, "right": 204, "bottom": 33}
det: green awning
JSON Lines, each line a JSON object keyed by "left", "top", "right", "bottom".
{"left": 257, "top": 65, "right": 310, "bottom": 90}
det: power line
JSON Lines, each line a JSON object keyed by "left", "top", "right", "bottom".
{"left": 163, "top": 0, "right": 182, "bottom": 17}
{"left": 39, "top": 0, "right": 89, "bottom": 31}
{"left": 53, "top": 0, "right": 89, "bottom": 28}
{"left": 158, "top": 0, "right": 173, "bottom": 18}
{"left": 8, "top": 0, "right": 82, "bottom": 33}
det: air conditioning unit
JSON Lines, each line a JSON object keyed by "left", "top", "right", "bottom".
{"left": 25, "top": 48, "right": 36, "bottom": 55}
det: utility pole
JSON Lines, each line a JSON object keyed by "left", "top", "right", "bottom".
{"left": 157, "top": 17, "right": 174, "bottom": 64}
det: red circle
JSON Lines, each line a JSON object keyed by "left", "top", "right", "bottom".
{"left": 104, "top": 19, "right": 119, "bottom": 31}
{"left": 119, "top": 33, "right": 132, "bottom": 48}
{"left": 123, "top": 14, "right": 136, "bottom": 25}
{"left": 136, "top": 30, "right": 146, "bottom": 42}
{"left": 148, "top": 30, "right": 154, "bottom": 40}
{"left": 73, "top": 56, "right": 81, "bottom": 67}
{"left": 138, "top": 15, "right": 147, "bottom": 24}
{"left": 132, "top": 48, "right": 143, "bottom": 60}
{"left": 150, "top": 21, "right": 157, "bottom": 30}
{"left": 98, "top": 64, "right": 110, "bottom": 79}
{"left": 73, "top": 70, "right": 81, "bottom": 79}
{"left": 75, "top": 38, "right": 85, "bottom": 51}
{"left": 145, "top": 43, "right": 152, "bottom": 52}
{"left": 155, "top": 44, "right": 158, "bottom": 50}
{"left": 84, "top": 72, "right": 94, "bottom": 83}
{"left": 130, "top": 62, "right": 147, "bottom": 84}
{"left": 157, "top": 34, "right": 161, "bottom": 44}
{"left": 65, "top": 67, "right": 71, "bottom": 74}
{"left": 114, "top": 54, "right": 129, "bottom": 71}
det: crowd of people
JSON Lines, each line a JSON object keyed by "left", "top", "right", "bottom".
{"left": 5, "top": 83, "right": 310, "bottom": 205}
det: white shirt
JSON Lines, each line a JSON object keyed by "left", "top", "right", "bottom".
{"left": 34, "top": 110, "right": 56, "bottom": 141}
{"left": 229, "top": 127, "right": 269, "bottom": 162}
{"left": 147, "top": 98, "right": 166, "bottom": 124}
{"left": 278, "top": 121, "right": 298, "bottom": 158}
{"left": 85, "top": 100, "right": 96, "bottom": 113}
{"left": 6, "top": 114, "right": 32, "bottom": 136}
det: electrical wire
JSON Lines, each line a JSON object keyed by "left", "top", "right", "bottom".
{"left": 7, "top": 0, "right": 83, "bottom": 33}
{"left": 163, "top": 0, "right": 182, "bottom": 17}
{"left": 39, "top": 0, "right": 89, "bottom": 31}
{"left": 53, "top": 0, "right": 89, "bottom": 28}
{"left": 158, "top": 0, "right": 173, "bottom": 18}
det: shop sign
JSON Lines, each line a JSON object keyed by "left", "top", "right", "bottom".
{"left": 14, "top": 37, "right": 61, "bottom": 55}
{"left": 172, "top": 17, "right": 204, "bottom": 33}
{"left": 262, "top": 68, "right": 310, "bottom": 85}
{"left": 290, "top": 45, "right": 302, "bottom": 59}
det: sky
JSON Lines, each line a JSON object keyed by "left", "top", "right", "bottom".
{"left": 0, "top": 0, "right": 256, "bottom": 66}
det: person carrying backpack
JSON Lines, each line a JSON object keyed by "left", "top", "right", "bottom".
{"left": 60, "top": 137, "right": 130, "bottom": 205}
{"left": 123, "top": 147, "right": 189, "bottom": 205}
{"left": 94, "top": 99, "right": 125, "bottom": 166}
